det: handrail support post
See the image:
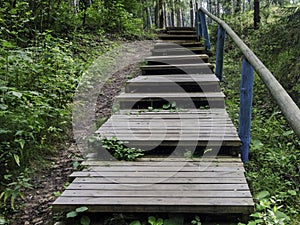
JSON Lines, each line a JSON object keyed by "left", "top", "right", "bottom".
{"left": 238, "top": 58, "right": 254, "bottom": 163}
{"left": 215, "top": 25, "right": 226, "bottom": 81}
{"left": 199, "top": 11, "right": 211, "bottom": 51}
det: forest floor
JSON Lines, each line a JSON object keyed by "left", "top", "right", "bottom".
{"left": 9, "top": 63, "right": 140, "bottom": 225}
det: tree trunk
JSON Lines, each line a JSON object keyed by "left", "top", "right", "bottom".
{"left": 145, "top": 7, "right": 152, "bottom": 29}
{"left": 254, "top": 0, "right": 260, "bottom": 29}
{"left": 155, "top": 0, "right": 159, "bottom": 27}
{"left": 216, "top": 0, "right": 220, "bottom": 17}
{"left": 207, "top": 0, "right": 212, "bottom": 23}
{"left": 163, "top": 1, "right": 167, "bottom": 28}
{"left": 176, "top": 5, "right": 182, "bottom": 26}
{"left": 190, "top": 0, "right": 194, "bottom": 27}
{"left": 235, "top": 0, "right": 241, "bottom": 13}
{"left": 170, "top": 0, "right": 175, "bottom": 27}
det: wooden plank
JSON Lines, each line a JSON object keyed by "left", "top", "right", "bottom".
{"left": 109, "top": 112, "right": 232, "bottom": 118}
{"left": 61, "top": 190, "right": 252, "bottom": 198}
{"left": 125, "top": 75, "right": 220, "bottom": 92}
{"left": 53, "top": 201, "right": 254, "bottom": 214}
{"left": 126, "top": 74, "right": 218, "bottom": 83}
{"left": 117, "top": 92, "right": 225, "bottom": 99}
{"left": 91, "top": 140, "right": 241, "bottom": 147}
{"left": 167, "top": 30, "right": 197, "bottom": 35}
{"left": 82, "top": 157, "right": 243, "bottom": 165}
{"left": 141, "top": 63, "right": 213, "bottom": 70}
{"left": 153, "top": 42, "right": 204, "bottom": 49}
{"left": 165, "top": 27, "right": 196, "bottom": 31}
{"left": 70, "top": 171, "right": 244, "bottom": 178}
{"left": 141, "top": 63, "right": 214, "bottom": 75}
{"left": 72, "top": 177, "right": 247, "bottom": 184}
{"left": 119, "top": 109, "right": 228, "bottom": 114}
{"left": 66, "top": 182, "right": 249, "bottom": 190}
{"left": 84, "top": 166, "right": 244, "bottom": 172}
{"left": 151, "top": 47, "right": 206, "bottom": 56}
{"left": 53, "top": 197, "right": 254, "bottom": 207}
{"left": 151, "top": 47, "right": 205, "bottom": 52}
{"left": 157, "top": 34, "right": 198, "bottom": 40}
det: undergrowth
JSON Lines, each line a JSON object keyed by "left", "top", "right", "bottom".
{"left": 0, "top": 31, "right": 118, "bottom": 223}
{"left": 210, "top": 6, "right": 300, "bottom": 225}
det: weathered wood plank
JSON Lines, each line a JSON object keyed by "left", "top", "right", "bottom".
{"left": 154, "top": 41, "right": 204, "bottom": 48}
{"left": 141, "top": 63, "right": 214, "bottom": 75}
{"left": 53, "top": 197, "right": 254, "bottom": 211}
{"left": 157, "top": 34, "right": 198, "bottom": 40}
{"left": 165, "top": 27, "right": 196, "bottom": 31}
{"left": 144, "top": 54, "right": 209, "bottom": 64}
{"left": 167, "top": 30, "right": 197, "bottom": 35}
{"left": 61, "top": 190, "right": 252, "bottom": 198}
{"left": 141, "top": 63, "right": 213, "bottom": 70}
{"left": 125, "top": 74, "right": 220, "bottom": 93}
{"left": 126, "top": 74, "right": 218, "bottom": 83}
{"left": 84, "top": 166, "right": 244, "bottom": 172}
{"left": 72, "top": 177, "right": 247, "bottom": 184}
{"left": 66, "top": 182, "right": 249, "bottom": 190}
{"left": 151, "top": 47, "right": 206, "bottom": 56}
{"left": 70, "top": 171, "right": 244, "bottom": 178}
{"left": 117, "top": 92, "right": 224, "bottom": 98}
{"left": 53, "top": 202, "right": 254, "bottom": 214}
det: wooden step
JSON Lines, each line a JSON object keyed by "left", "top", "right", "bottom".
{"left": 166, "top": 27, "right": 196, "bottom": 31}
{"left": 96, "top": 111, "right": 240, "bottom": 153}
{"left": 151, "top": 47, "right": 206, "bottom": 56}
{"left": 141, "top": 63, "right": 214, "bottom": 75}
{"left": 153, "top": 42, "right": 203, "bottom": 49}
{"left": 116, "top": 92, "right": 225, "bottom": 109}
{"left": 53, "top": 157, "right": 254, "bottom": 215}
{"left": 167, "top": 30, "right": 197, "bottom": 35}
{"left": 145, "top": 54, "right": 209, "bottom": 64}
{"left": 158, "top": 34, "right": 198, "bottom": 41}
{"left": 125, "top": 74, "right": 221, "bottom": 93}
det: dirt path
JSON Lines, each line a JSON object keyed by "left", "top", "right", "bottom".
{"left": 9, "top": 63, "right": 140, "bottom": 225}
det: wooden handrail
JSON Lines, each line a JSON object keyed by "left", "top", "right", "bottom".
{"left": 198, "top": 7, "right": 300, "bottom": 140}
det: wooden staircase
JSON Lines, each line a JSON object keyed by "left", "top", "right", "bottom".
{"left": 53, "top": 27, "right": 254, "bottom": 222}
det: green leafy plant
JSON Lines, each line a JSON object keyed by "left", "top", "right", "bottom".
{"left": 148, "top": 216, "right": 164, "bottom": 225}
{"left": 0, "top": 171, "right": 32, "bottom": 210}
{"left": 238, "top": 191, "right": 291, "bottom": 225}
{"left": 66, "top": 206, "right": 90, "bottom": 225}
{"left": 163, "top": 101, "right": 178, "bottom": 112}
{"left": 130, "top": 221, "right": 142, "bottom": 225}
{"left": 191, "top": 215, "right": 202, "bottom": 225}
{"left": 101, "top": 137, "right": 144, "bottom": 161}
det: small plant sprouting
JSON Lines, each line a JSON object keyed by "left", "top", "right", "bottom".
{"left": 0, "top": 171, "right": 33, "bottom": 210}
{"left": 238, "top": 190, "right": 291, "bottom": 225}
{"left": 148, "top": 216, "right": 164, "bottom": 225}
{"left": 101, "top": 137, "right": 144, "bottom": 161}
{"left": 163, "top": 101, "right": 178, "bottom": 111}
{"left": 191, "top": 215, "right": 202, "bottom": 225}
{"left": 66, "top": 206, "right": 90, "bottom": 225}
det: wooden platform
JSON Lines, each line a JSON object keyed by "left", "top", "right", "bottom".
{"left": 151, "top": 47, "right": 206, "bottom": 56}
{"left": 125, "top": 74, "right": 220, "bottom": 93}
{"left": 145, "top": 54, "right": 209, "bottom": 64}
{"left": 141, "top": 63, "right": 214, "bottom": 75}
{"left": 53, "top": 157, "right": 253, "bottom": 214}
{"left": 53, "top": 27, "right": 254, "bottom": 219}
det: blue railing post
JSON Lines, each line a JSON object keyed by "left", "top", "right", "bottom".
{"left": 238, "top": 58, "right": 254, "bottom": 163}
{"left": 195, "top": 10, "right": 202, "bottom": 39}
{"left": 199, "top": 11, "right": 211, "bottom": 51}
{"left": 215, "top": 25, "right": 226, "bottom": 81}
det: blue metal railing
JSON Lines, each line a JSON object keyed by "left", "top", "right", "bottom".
{"left": 195, "top": 7, "right": 300, "bottom": 163}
